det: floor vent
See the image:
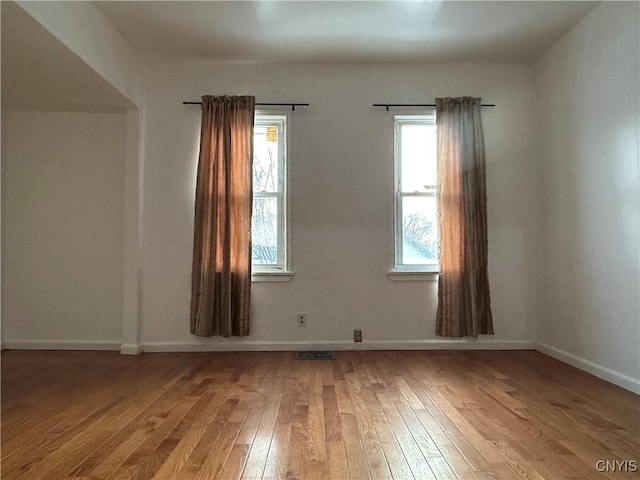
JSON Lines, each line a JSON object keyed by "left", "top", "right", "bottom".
{"left": 294, "top": 351, "right": 336, "bottom": 360}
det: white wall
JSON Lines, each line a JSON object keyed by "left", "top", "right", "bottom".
{"left": 15, "top": 1, "right": 141, "bottom": 107}
{"left": 140, "top": 59, "right": 539, "bottom": 349}
{"left": 535, "top": 2, "right": 640, "bottom": 391}
{"left": 1, "top": 110, "right": 126, "bottom": 347}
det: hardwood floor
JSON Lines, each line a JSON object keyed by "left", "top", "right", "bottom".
{"left": 1, "top": 350, "right": 638, "bottom": 480}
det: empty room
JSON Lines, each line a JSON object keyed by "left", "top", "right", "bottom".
{"left": 1, "top": 1, "right": 638, "bottom": 479}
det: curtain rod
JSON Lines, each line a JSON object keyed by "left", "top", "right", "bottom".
{"left": 373, "top": 103, "right": 496, "bottom": 111}
{"left": 183, "top": 101, "right": 309, "bottom": 111}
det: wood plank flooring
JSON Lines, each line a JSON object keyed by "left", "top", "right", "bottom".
{"left": 1, "top": 350, "right": 638, "bottom": 479}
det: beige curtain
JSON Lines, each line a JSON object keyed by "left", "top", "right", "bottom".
{"left": 191, "top": 95, "right": 255, "bottom": 337}
{"left": 435, "top": 97, "right": 494, "bottom": 337}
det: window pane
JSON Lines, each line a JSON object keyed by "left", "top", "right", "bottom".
{"left": 253, "top": 125, "right": 279, "bottom": 193}
{"left": 402, "top": 196, "right": 438, "bottom": 265}
{"left": 252, "top": 197, "right": 278, "bottom": 265}
{"left": 400, "top": 124, "right": 437, "bottom": 193}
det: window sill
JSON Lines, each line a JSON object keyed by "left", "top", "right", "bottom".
{"left": 387, "top": 271, "right": 439, "bottom": 282}
{"left": 252, "top": 271, "right": 295, "bottom": 283}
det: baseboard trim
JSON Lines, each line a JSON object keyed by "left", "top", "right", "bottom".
{"left": 120, "top": 343, "right": 142, "bottom": 355}
{"left": 140, "top": 339, "right": 536, "bottom": 353}
{"left": 2, "top": 340, "right": 121, "bottom": 351}
{"left": 0, "top": 338, "right": 536, "bottom": 354}
{"left": 536, "top": 342, "right": 640, "bottom": 394}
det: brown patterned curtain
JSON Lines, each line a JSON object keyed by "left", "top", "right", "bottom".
{"left": 191, "top": 95, "right": 255, "bottom": 337}
{"left": 435, "top": 97, "right": 494, "bottom": 337}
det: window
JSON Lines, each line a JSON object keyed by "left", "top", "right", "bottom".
{"left": 252, "top": 114, "right": 288, "bottom": 273}
{"left": 394, "top": 114, "right": 439, "bottom": 272}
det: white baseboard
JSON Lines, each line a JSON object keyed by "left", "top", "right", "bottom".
{"left": 0, "top": 338, "right": 536, "bottom": 355}
{"left": 536, "top": 342, "right": 640, "bottom": 395}
{"left": 120, "top": 343, "right": 142, "bottom": 355}
{"left": 2, "top": 339, "right": 121, "bottom": 351}
{"left": 140, "top": 339, "right": 535, "bottom": 353}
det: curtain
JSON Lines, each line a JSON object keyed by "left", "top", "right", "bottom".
{"left": 435, "top": 97, "right": 494, "bottom": 337}
{"left": 191, "top": 95, "right": 255, "bottom": 337}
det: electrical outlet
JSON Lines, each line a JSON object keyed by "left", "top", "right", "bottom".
{"left": 297, "top": 313, "right": 307, "bottom": 327}
{"left": 354, "top": 329, "right": 362, "bottom": 342}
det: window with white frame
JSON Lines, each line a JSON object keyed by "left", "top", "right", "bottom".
{"left": 252, "top": 114, "right": 287, "bottom": 272}
{"left": 394, "top": 113, "right": 439, "bottom": 272}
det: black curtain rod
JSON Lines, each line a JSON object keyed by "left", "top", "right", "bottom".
{"left": 373, "top": 103, "right": 495, "bottom": 111}
{"left": 183, "top": 101, "right": 309, "bottom": 111}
